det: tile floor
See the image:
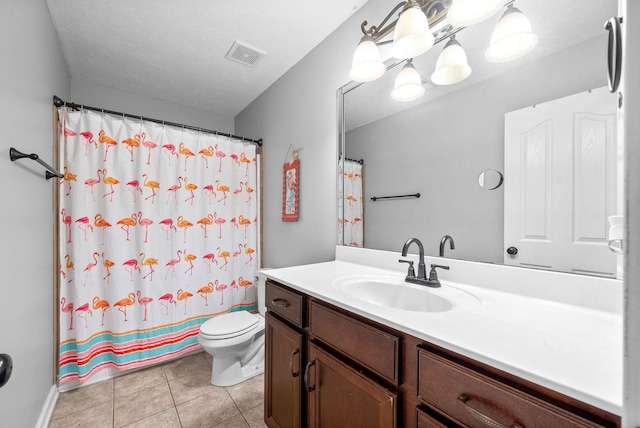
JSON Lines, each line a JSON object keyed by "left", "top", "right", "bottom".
{"left": 48, "top": 351, "right": 267, "bottom": 428}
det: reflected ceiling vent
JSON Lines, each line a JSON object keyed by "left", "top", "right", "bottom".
{"left": 225, "top": 41, "right": 265, "bottom": 67}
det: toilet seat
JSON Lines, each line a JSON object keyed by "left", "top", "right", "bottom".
{"left": 200, "top": 311, "right": 261, "bottom": 340}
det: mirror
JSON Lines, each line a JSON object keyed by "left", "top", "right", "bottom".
{"left": 338, "top": 0, "right": 621, "bottom": 277}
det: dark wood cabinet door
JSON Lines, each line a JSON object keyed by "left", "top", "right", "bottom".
{"left": 306, "top": 342, "right": 397, "bottom": 428}
{"left": 265, "top": 312, "right": 303, "bottom": 428}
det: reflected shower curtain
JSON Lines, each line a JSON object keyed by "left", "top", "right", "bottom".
{"left": 338, "top": 159, "right": 363, "bottom": 247}
{"left": 57, "top": 108, "right": 258, "bottom": 384}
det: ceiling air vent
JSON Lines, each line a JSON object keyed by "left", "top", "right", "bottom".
{"left": 225, "top": 41, "right": 265, "bottom": 67}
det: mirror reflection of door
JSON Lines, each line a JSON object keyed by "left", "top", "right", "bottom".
{"left": 504, "top": 87, "right": 618, "bottom": 277}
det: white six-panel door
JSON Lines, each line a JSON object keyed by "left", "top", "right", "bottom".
{"left": 504, "top": 86, "right": 618, "bottom": 276}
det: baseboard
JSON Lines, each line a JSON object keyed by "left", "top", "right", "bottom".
{"left": 35, "top": 385, "right": 58, "bottom": 428}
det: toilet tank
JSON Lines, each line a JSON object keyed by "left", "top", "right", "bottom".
{"left": 256, "top": 269, "right": 271, "bottom": 315}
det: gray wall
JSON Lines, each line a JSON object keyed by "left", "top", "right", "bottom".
{"left": 234, "top": 1, "right": 381, "bottom": 268}
{"left": 346, "top": 37, "right": 607, "bottom": 263}
{"left": 0, "top": 1, "right": 70, "bottom": 426}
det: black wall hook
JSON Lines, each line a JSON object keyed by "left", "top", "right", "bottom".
{"left": 9, "top": 147, "right": 64, "bottom": 180}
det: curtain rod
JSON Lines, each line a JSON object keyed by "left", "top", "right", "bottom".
{"left": 52, "top": 95, "right": 263, "bottom": 147}
{"left": 344, "top": 157, "right": 364, "bottom": 165}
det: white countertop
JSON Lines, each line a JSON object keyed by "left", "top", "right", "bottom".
{"left": 262, "top": 247, "right": 622, "bottom": 416}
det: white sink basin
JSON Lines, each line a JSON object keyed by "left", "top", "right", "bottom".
{"left": 333, "top": 275, "right": 479, "bottom": 313}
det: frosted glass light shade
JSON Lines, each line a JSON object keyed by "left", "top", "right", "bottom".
{"left": 485, "top": 5, "right": 538, "bottom": 63}
{"left": 447, "top": 0, "right": 504, "bottom": 27}
{"left": 349, "top": 36, "right": 386, "bottom": 82}
{"left": 392, "top": 1, "right": 434, "bottom": 59}
{"left": 391, "top": 60, "right": 425, "bottom": 102}
{"left": 431, "top": 37, "right": 471, "bottom": 85}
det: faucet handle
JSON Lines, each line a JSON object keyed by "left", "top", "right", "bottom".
{"left": 428, "top": 264, "right": 450, "bottom": 284}
{"left": 398, "top": 259, "right": 415, "bottom": 277}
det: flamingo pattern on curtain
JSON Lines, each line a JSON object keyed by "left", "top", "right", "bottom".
{"left": 338, "top": 159, "right": 363, "bottom": 247}
{"left": 57, "top": 107, "right": 258, "bottom": 385}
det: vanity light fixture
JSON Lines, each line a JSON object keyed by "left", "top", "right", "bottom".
{"left": 446, "top": 0, "right": 504, "bottom": 27}
{"left": 392, "top": 0, "right": 435, "bottom": 59}
{"left": 391, "top": 59, "right": 425, "bottom": 102}
{"left": 349, "top": 34, "right": 386, "bottom": 82}
{"left": 485, "top": 3, "right": 538, "bottom": 63}
{"left": 431, "top": 34, "right": 471, "bottom": 85}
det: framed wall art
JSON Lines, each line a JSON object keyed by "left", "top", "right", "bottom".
{"left": 282, "top": 159, "right": 299, "bottom": 222}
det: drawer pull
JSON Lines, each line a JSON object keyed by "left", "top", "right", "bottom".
{"left": 271, "top": 298, "right": 290, "bottom": 308}
{"left": 304, "top": 360, "right": 316, "bottom": 392}
{"left": 458, "top": 394, "right": 524, "bottom": 428}
{"left": 289, "top": 348, "right": 300, "bottom": 378}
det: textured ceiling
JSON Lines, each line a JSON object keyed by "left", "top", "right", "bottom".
{"left": 46, "top": 0, "right": 370, "bottom": 117}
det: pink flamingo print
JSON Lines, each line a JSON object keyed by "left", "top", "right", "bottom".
{"left": 84, "top": 171, "right": 100, "bottom": 201}
{"left": 217, "top": 247, "right": 230, "bottom": 271}
{"left": 177, "top": 288, "right": 193, "bottom": 315}
{"left": 244, "top": 243, "right": 255, "bottom": 267}
{"left": 215, "top": 180, "right": 230, "bottom": 205}
{"left": 122, "top": 258, "right": 141, "bottom": 282}
{"left": 183, "top": 177, "right": 198, "bottom": 205}
{"left": 215, "top": 280, "right": 228, "bottom": 305}
{"left": 245, "top": 181, "right": 254, "bottom": 203}
{"left": 99, "top": 130, "right": 118, "bottom": 162}
{"left": 230, "top": 153, "right": 240, "bottom": 170}
{"left": 92, "top": 296, "right": 110, "bottom": 326}
{"left": 240, "top": 152, "right": 251, "bottom": 176}
{"left": 62, "top": 166, "right": 77, "bottom": 197}
{"left": 64, "top": 126, "right": 77, "bottom": 137}
{"left": 213, "top": 212, "right": 226, "bottom": 239}
{"left": 80, "top": 131, "right": 97, "bottom": 155}
{"left": 238, "top": 215, "right": 252, "bottom": 239}
{"left": 166, "top": 176, "right": 183, "bottom": 205}
{"left": 61, "top": 297, "right": 73, "bottom": 330}
{"left": 116, "top": 213, "right": 137, "bottom": 241}
{"left": 137, "top": 211, "right": 154, "bottom": 243}
{"left": 197, "top": 214, "right": 213, "bottom": 238}
{"left": 178, "top": 142, "right": 195, "bottom": 171}
{"left": 165, "top": 249, "right": 182, "bottom": 280}
{"left": 202, "top": 253, "right": 217, "bottom": 272}
{"left": 183, "top": 249, "right": 197, "bottom": 276}
{"left": 230, "top": 217, "right": 239, "bottom": 229}
{"left": 140, "top": 252, "right": 158, "bottom": 281}
{"left": 83, "top": 252, "right": 100, "bottom": 287}
{"left": 94, "top": 214, "right": 112, "bottom": 245}
{"left": 233, "top": 182, "right": 244, "bottom": 200}
{"left": 140, "top": 132, "right": 157, "bottom": 165}
{"left": 198, "top": 145, "right": 214, "bottom": 169}
{"left": 177, "top": 216, "right": 193, "bottom": 244}
{"left": 136, "top": 291, "right": 153, "bottom": 321}
{"left": 101, "top": 252, "right": 115, "bottom": 284}
{"left": 127, "top": 179, "right": 143, "bottom": 203}
{"left": 203, "top": 184, "right": 215, "bottom": 204}
{"left": 159, "top": 293, "right": 177, "bottom": 315}
{"left": 75, "top": 303, "right": 92, "bottom": 328}
{"left": 230, "top": 280, "right": 238, "bottom": 295}
{"left": 232, "top": 244, "right": 242, "bottom": 267}
{"left": 61, "top": 208, "right": 72, "bottom": 243}
{"left": 162, "top": 143, "right": 178, "bottom": 165}
{"left": 99, "top": 168, "right": 119, "bottom": 202}
{"left": 142, "top": 173, "right": 160, "bottom": 204}
{"left": 214, "top": 144, "right": 226, "bottom": 172}
{"left": 238, "top": 276, "right": 253, "bottom": 300}
{"left": 75, "top": 216, "right": 93, "bottom": 241}
{"left": 114, "top": 293, "right": 136, "bottom": 322}
{"left": 198, "top": 282, "right": 214, "bottom": 306}
{"left": 159, "top": 218, "right": 177, "bottom": 240}
{"left": 121, "top": 135, "right": 139, "bottom": 162}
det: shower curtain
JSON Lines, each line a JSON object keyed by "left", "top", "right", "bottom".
{"left": 56, "top": 108, "right": 258, "bottom": 385}
{"left": 338, "top": 159, "right": 363, "bottom": 247}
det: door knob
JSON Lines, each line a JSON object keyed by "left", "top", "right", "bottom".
{"left": 506, "top": 247, "right": 518, "bottom": 255}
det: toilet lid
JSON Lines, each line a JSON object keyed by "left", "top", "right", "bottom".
{"left": 200, "top": 311, "right": 260, "bottom": 339}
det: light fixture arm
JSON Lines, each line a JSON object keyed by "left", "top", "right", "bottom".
{"left": 9, "top": 147, "right": 64, "bottom": 180}
{"left": 359, "top": 0, "right": 452, "bottom": 44}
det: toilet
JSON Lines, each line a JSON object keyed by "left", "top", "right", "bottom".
{"left": 198, "top": 271, "right": 267, "bottom": 386}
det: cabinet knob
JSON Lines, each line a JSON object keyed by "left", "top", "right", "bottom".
{"left": 271, "top": 298, "right": 290, "bottom": 308}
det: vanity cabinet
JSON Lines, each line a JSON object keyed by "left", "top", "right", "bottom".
{"left": 264, "top": 279, "right": 621, "bottom": 428}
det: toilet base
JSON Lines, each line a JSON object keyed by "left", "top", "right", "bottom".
{"left": 210, "top": 337, "right": 265, "bottom": 387}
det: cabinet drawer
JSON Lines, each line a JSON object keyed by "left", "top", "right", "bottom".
{"left": 309, "top": 300, "right": 400, "bottom": 385}
{"left": 418, "top": 348, "right": 605, "bottom": 428}
{"left": 265, "top": 280, "right": 304, "bottom": 329}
